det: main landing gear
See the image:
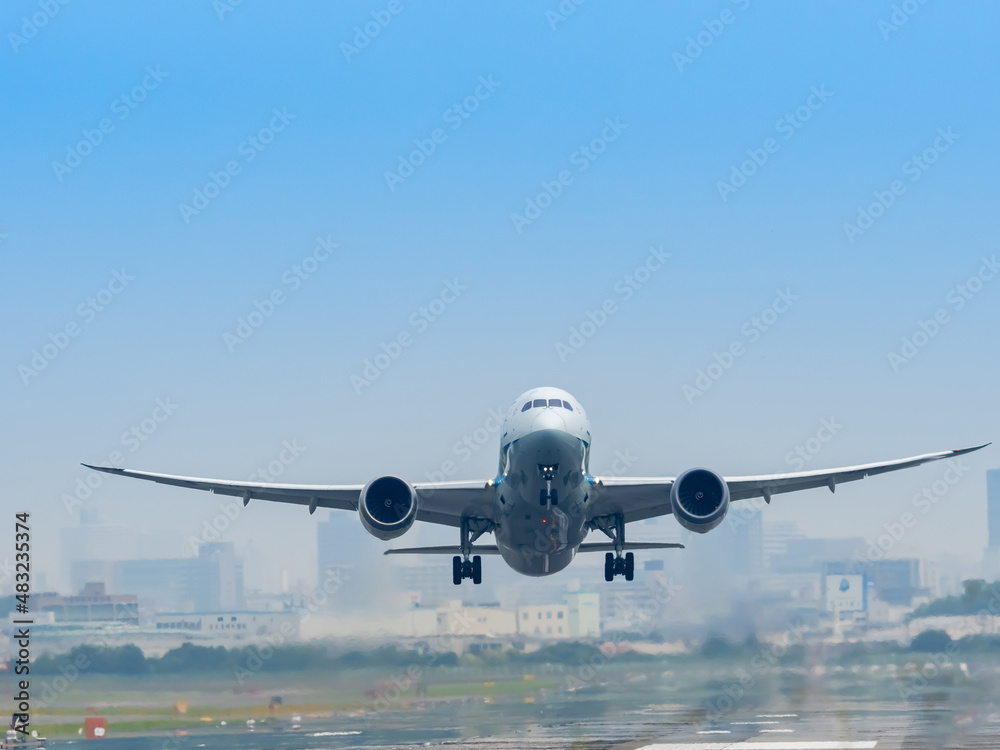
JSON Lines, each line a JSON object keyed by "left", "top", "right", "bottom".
{"left": 453, "top": 555, "right": 482, "bottom": 585}
{"left": 453, "top": 517, "right": 490, "bottom": 585}
{"left": 604, "top": 552, "right": 634, "bottom": 582}
{"left": 592, "top": 513, "right": 634, "bottom": 582}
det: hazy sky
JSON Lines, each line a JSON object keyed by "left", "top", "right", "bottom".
{"left": 2, "top": 0, "right": 998, "bottom": 593}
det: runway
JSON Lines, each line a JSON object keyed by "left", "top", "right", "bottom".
{"left": 39, "top": 701, "right": 1000, "bottom": 750}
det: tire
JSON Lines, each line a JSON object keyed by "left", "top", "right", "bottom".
{"left": 452, "top": 556, "right": 463, "bottom": 585}
{"left": 604, "top": 552, "right": 615, "bottom": 582}
{"left": 472, "top": 555, "right": 482, "bottom": 585}
{"left": 624, "top": 552, "right": 635, "bottom": 581}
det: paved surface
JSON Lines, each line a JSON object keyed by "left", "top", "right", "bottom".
{"left": 38, "top": 702, "right": 1000, "bottom": 750}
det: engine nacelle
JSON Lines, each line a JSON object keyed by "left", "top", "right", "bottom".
{"left": 358, "top": 476, "right": 418, "bottom": 541}
{"left": 670, "top": 468, "right": 730, "bottom": 534}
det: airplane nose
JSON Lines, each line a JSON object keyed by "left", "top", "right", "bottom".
{"left": 532, "top": 408, "right": 567, "bottom": 431}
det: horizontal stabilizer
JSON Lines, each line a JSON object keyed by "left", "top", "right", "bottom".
{"left": 384, "top": 545, "right": 501, "bottom": 556}
{"left": 577, "top": 542, "right": 685, "bottom": 553}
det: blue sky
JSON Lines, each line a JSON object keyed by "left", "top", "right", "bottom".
{"left": 2, "top": 0, "right": 998, "bottom": 592}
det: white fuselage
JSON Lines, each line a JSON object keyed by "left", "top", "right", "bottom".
{"left": 492, "top": 387, "right": 594, "bottom": 576}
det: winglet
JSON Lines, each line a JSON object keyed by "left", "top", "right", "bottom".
{"left": 953, "top": 443, "right": 991, "bottom": 455}
{"left": 82, "top": 463, "right": 124, "bottom": 473}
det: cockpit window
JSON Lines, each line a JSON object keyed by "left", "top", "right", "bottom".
{"left": 548, "top": 398, "right": 562, "bottom": 407}
{"left": 532, "top": 399, "right": 546, "bottom": 408}
{"left": 563, "top": 400, "right": 573, "bottom": 411}
{"left": 521, "top": 401, "right": 531, "bottom": 412}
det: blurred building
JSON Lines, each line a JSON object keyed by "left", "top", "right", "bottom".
{"left": 437, "top": 601, "right": 517, "bottom": 636}
{"left": 762, "top": 522, "right": 806, "bottom": 570}
{"left": 60, "top": 509, "right": 184, "bottom": 589}
{"left": 988, "top": 469, "right": 1000, "bottom": 547}
{"left": 823, "top": 558, "right": 938, "bottom": 608}
{"left": 72, "top": 542, "right": 244, "bottom": 613}
{"left": 154, "top": 610, "right": 299, "bottom": 639}
{"left": 36, "top": 583, "right": 139, "bottom": 624}
{"left": 565, "top": 591, "right": 601, "bottom": 638}
{"left": 396, "top": 562, "right": 454, "bottom": 609}
{"left": 866, "top": 558, "right": 938, "bottom": 605}
{"left": 769, "top": 537, "right": 865, "bottom": 574}
{"left": 316, "top": 514, "right": 388, "bottom": 611}
{"left": 517, "top": 604, "right": 569, "bottom": 637}
{"left": 986, "top": 469, "right": 1000, "bottom": 579}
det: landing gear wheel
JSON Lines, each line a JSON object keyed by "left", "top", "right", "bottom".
{"left": 604, "top": 552, "right": 615, "bottom": 582}
{"left": 472, "top": 555, "right": 482, "bottom": 585}
{"left": 452, "top": 556, "right": 463, "bottom": 586}
{"left": 624, "top": 552, "right": 635, "bottom": 581}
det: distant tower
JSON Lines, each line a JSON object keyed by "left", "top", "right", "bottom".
{"left": 988, "top": 469, "right": 1000, "bottom": 549}
{"left": 986, "top": 470, "right": 1000, "bottom": 580}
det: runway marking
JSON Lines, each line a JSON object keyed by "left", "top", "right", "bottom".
{"left": 637, "top": 742, "right": 876, "bottom": 750}
{"left": 732, "top": 721, "right": 780, "bottom": 725}
{"left": 760, "top": 730, "right": 795, "bottom": 733}
{"left": 757, "top": 714, "right": 799, "bottom": 718}
{"left": 698, "top": 731, "right": 732, "bottom": 735}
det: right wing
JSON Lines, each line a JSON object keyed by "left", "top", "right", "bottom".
{"left": 81, "top": 464, "right": 497, "bottom": 527}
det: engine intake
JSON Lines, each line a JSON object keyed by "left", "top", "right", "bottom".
{"left": 670, "top": 468, "right": 730, "bottom": 534}
{"left": 358, "top": 476, "right": 418, "bottom": 540}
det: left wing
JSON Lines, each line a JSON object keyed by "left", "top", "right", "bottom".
{"left": 588, "top": 443, "right": 989, "bottom": 524}
{"left": 81, "top": 465, "right": 496, "bottom": 527}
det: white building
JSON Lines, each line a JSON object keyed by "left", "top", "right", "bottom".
{"left": 437, "top": 601, "right": 517, "bottom": 637}
{"left": 565, "top": 591, "right": 600, "bottom": 638}
{"left": 517, "top": 604, "right": 569, "bottom": 637}
{"left": 154, "top": 611, "right": 299, "bottom": 640}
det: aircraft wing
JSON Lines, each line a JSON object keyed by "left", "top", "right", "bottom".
{"left": 81, "top": 465, "right": 496, "bottom": 527}
{"left": 588, "top": 444, "right": 989, "bottom": 524}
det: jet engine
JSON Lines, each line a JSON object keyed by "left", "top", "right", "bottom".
{"left": 358, "top": 476, "right": 418, "bottom": 540}
{"left": 669, "top": 468, "right": 730, "bottom": 533}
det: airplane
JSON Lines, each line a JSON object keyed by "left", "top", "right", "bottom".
{"left": 85, "top": 386, "right": 989, "bottom": 585}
